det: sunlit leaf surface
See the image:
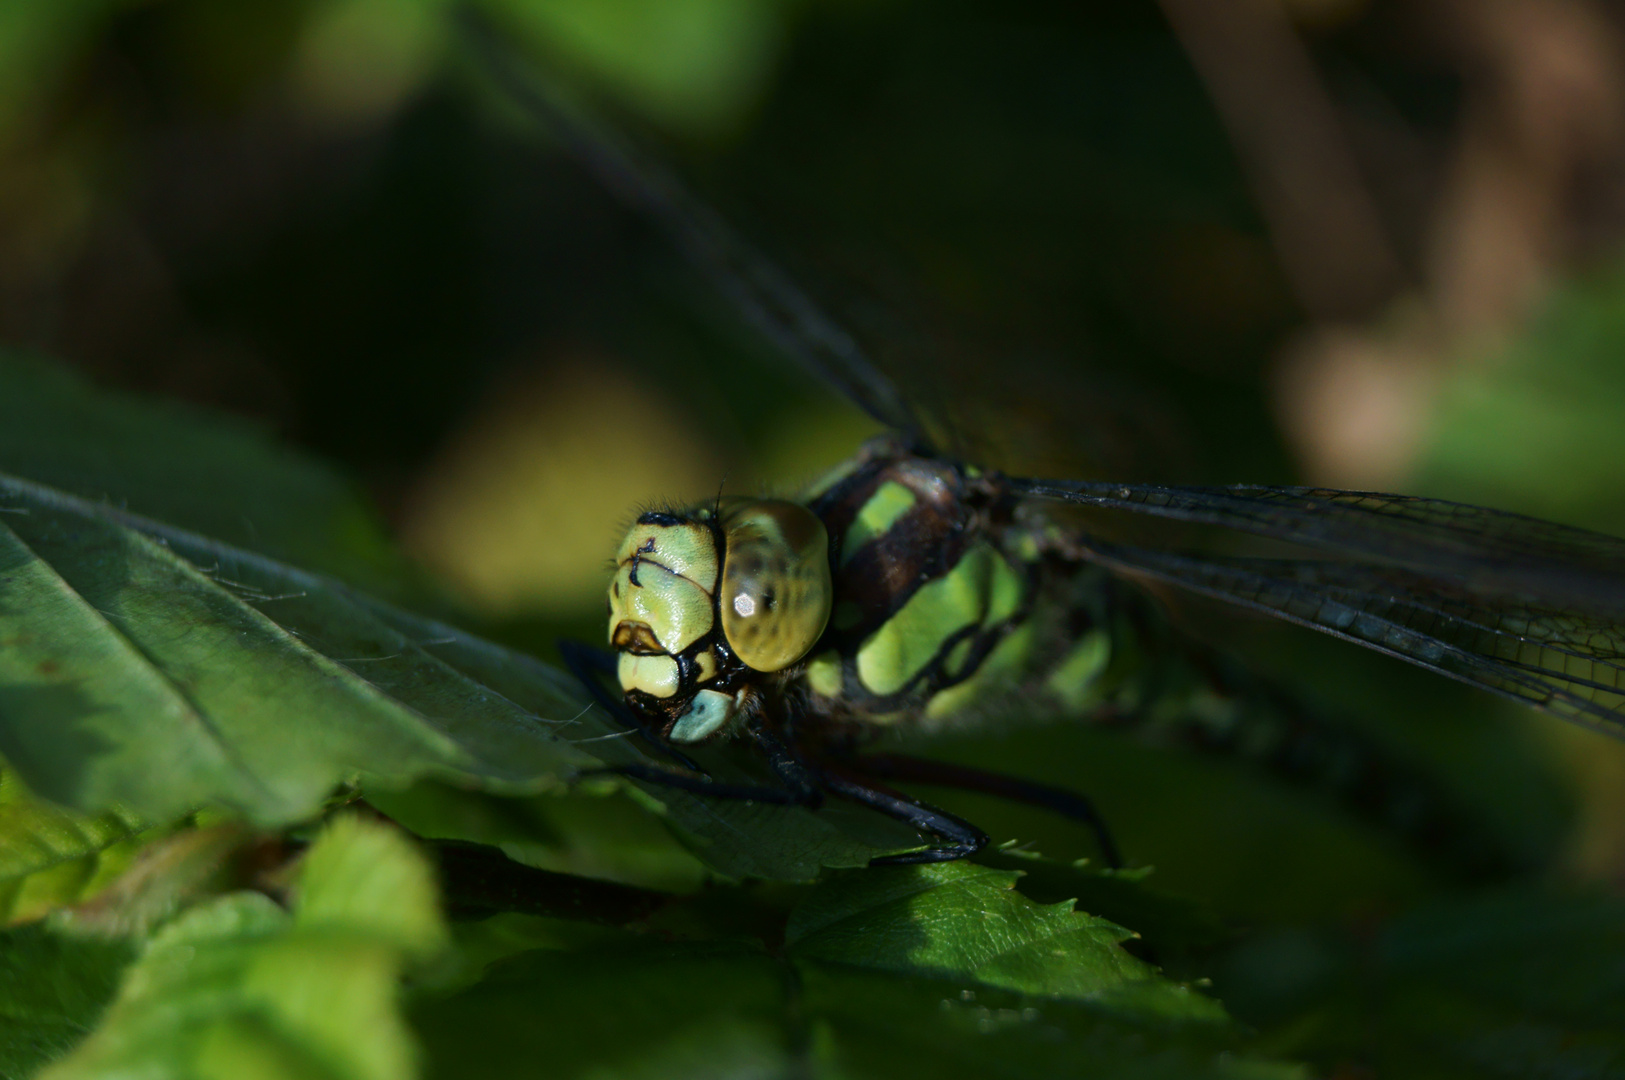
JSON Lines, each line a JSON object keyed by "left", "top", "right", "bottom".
{"left": 0, "top": 472, "right": 593, "bottom": 825}
{"left": 0, "top": 769, "right": 143, "bottom": 925}
{"left": 786, "top": 863, "right": 1225, "bottom": 1022}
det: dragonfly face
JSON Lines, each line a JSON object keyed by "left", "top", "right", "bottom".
{"left": 608, "top": 498, "right": 833, "bottom": 744}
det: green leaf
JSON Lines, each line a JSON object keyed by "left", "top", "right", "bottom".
{"left": 297, "top": 815, "right": 447, "bottom": 960}
{"left": 0, "top": 474, "right": 595, "bottom": 827}
{"left": 799, "top": 963, "right": 1305, "bottom": 1080}
{"left": 0, "top": 922, "right": 133, "bottom": 1079}
{"left": 0, "top": 468, "right": 930, "bottom": 881}
{"left": 39, "top": 815, "right": 445, "bottom": 1080}
{"left": 413, "top": 936, "right": 792, "bottom": 1080}
{"left": 411, "top": 929, "right": 1300, "bottom": 1080}
{"left": 0, "top": 766, "right": 144, "bottom": 925}
{"left": 0, "top": 354, "right": 407, "bottom": 594}
{"left": 785, "top": 863, "right": 1228, "bottom": 1024}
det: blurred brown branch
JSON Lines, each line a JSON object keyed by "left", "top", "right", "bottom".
{"left": 1158, "top": 0, "right": 1404, "bottom": 321}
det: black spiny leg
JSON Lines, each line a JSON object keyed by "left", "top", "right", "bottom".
{"left": 850, "top": 753, "right": 1123, "bottom": 869}
{"left": 818, "top": 770, "right": 989, "bottom": 865}
{"left": 557, "top": 640, "right": 702, "bottom": 772}
{"left": 558, "top": 661, "right": 827, "bottom": 807}
{"left": 596, "top": 724, "right": 825, "bottom": 808}
{"left": 587, "top": 762, "right": 821, "bottom": 807}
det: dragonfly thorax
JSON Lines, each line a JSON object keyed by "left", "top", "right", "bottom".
{"left": 608, "top": 498, "right": 832, "bottom": 743}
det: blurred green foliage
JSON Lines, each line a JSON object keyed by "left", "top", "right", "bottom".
{"left": 1419, "top": 256, "right": 1625, "bottom": 538}
{"left": 2, "top": 1, "right": 1625, "bottom": 1078}
{"left": 37, "top": 816, "right": 446, "bottom": 1080}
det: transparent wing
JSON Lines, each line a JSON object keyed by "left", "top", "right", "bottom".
{"left": 1013, "top": 480, "right": 1625, "bottom": 734}
{"left": 1015, "top": 481, "right": 1625, "bottom": 617}
{"left": 463, "top": 13, "right": 927, "bottom": 444}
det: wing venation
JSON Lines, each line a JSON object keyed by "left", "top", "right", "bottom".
{"left": 1015, "top": 480, "right": 1625, "bottom": 735}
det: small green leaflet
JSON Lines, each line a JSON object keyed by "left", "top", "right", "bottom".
{"left": 0, "top": 769, "right": 144, "bottom": 925}
{"left": 36, "top": 816, "right": 444, "bottom": 1080}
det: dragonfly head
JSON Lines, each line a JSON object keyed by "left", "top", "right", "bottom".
{"left": 608, "top": 498, "right": 833, "bottom": 743}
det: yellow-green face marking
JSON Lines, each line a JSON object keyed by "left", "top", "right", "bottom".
{"left": 609, "top": 520, "right": 717, "bottom": 659}
{"left": 617, "top": 652, "right": 679, "bottom": 698}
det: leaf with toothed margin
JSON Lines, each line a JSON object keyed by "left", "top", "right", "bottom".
{"left": 0, "top": 470, "right": 925, "bottom": 882}
{"left": 786, "top": 862, "right": 1229, "bottom": 1024}
{"left": 0, "top": 354, "right": 942, "bottom": 881}
{"left": 0, "top": 471, "right": 596, "bottom": 826}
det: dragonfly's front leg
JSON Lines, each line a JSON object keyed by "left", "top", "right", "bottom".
{"left": 558, "top": 652, "right": 827, "bottom": 808}
{"left": 557, "top": 639, "right": 704, "bottom": 772}
{"left": 585, "top": 761, "right": 822, "bottom": 807}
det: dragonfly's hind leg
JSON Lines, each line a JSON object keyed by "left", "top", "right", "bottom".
{"left": 817, "top": 769, "right": 990, "bottom": 865}
{"left": 849, "top": 753, "right": 1123, "bottom": 869}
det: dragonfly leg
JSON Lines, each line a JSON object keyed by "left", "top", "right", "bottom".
{"left": 817, "top": 769, "right": 989, "bottom": 865}
{"left": 849, "top": 753, "right": 1123, "bottom": 869}
{"left": 745, "top": 722, "right": 825, "bottom": 809}
{"left": 556, "top": 639, "right": 703, "bottom": 772}
{"left": 577, "top": 762, "right": 821, "bottom": 806}
{"left": 576, "top": 720, "right": 826, "bottom": 808}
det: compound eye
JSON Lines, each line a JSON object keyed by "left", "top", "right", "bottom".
{"left": 719, "top": 500, "right": 832, "bottom": 672}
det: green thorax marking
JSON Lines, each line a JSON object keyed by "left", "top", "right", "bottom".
{"left": 797, "top": 441, "right": 1089, "bottom": 725}
{"left": 854, "top": 542, "right": 1023, "bottom": 696}
{"left": 839, "top": 480, "right": 916, "bottom": 564}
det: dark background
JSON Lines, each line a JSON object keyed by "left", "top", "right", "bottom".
{"left": 6, "top": 0, "right": 1625, "bottom": 911}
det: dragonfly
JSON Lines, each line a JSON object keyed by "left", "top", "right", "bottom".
{"left": 471, "top": 21, "right": 1625, "bottom": 871}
